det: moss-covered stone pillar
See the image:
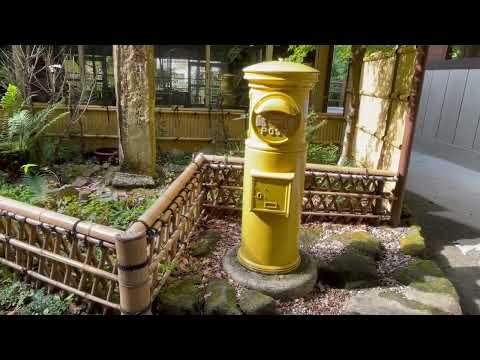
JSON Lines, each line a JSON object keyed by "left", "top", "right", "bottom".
{"left": 113, "top": 45, "right": 157, "bottom": 176}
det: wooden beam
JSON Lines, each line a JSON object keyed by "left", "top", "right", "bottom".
{"left": 205, "top": 45, "right": 211, "bottom": 107}
{"left": 391, "top": 45, "right": 430, "bottom": 226}
{"left": 312, "top": 45, "right": 334, "bottom": 113}
{"left": 265, "top": 45, "right": 274, "bottom": 61}
{"left": 78, "top": 45, "right": 86, "bottom": 89}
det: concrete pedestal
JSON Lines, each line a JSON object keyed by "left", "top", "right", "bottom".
{"left": 223, "top": 246, "right": 318, "bottom": 300}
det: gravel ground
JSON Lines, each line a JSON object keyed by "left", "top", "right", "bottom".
{"left": 174, "top": 216, "right": 414, "bottom": 315}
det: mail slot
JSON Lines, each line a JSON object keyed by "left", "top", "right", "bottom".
{"left": 250, "top": 169, "right": 294, "bottom": 218}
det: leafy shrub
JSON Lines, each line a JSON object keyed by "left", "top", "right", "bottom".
{"left": 0, "top": 177, "right": 41, "bottom": 205}
{"left": 307, "top": 143, "right": 340, "bottom": 165}
{"left": 0, "top": 276, "right": 73, "bottom": 315}
{"left": 0, "top": 84, "right": 68, "bottom": 163}
{"left": 59, "top": 195, "right": 156, "bottom": 231}
{"left": 0, "top": 84, "right": 22, "bottom": 117}
{"left": 22, "top": 290, "right": 73, "bottom": 315}
{"left": 304, "top": 111, "right": 340, "bottom": 165}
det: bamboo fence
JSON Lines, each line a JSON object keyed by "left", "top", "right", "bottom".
{"left": 0, "top": 153, "right": 398, "bottom": 315}
{"left": 0, "top": 104, "right": 346, "bottom": 153}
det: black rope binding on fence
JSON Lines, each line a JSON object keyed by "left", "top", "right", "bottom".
{"left": 132, "top": 220, "right": 160, "bottom": 239}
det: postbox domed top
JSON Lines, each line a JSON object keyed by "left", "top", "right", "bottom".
{"left": 243, "top": 61, "right": 319, "bottom": 74}
{"left": 243, "top": 61, "right": 319, "bottom": 88}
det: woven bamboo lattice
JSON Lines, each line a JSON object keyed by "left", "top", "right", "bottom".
{"left": 145, "top": 168, "right": 205, "bottom": 301}
{"left": 0, "top": 197, "right": 122, "bottom": 313}
{"left": 200, "top": 155, "right": 398, "bottom": 224}
{"left": 0, "top": 153, "right": 399, "bottom": 314}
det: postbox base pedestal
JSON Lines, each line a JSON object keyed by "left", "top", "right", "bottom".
{"left": 223, "top": 245, "right": 318, "bottom": 300}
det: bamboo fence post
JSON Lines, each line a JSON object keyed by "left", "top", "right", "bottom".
{"left": 391, "top": 45, "right": 429, "bottom": 226}
{"left": 115, "top": 229, "right": 151, "bottom": 315}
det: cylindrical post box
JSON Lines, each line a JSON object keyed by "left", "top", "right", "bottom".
{"left": 237, "top": 61, "right": 319, "bottom": 274}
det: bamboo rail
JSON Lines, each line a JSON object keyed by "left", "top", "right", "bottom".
{"left": 0, "top": 151, "right": 399, "bottom": 315}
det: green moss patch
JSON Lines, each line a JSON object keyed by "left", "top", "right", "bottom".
{"left": 331, "top": 231, "right": 382, "bottom": 259}
{"left": 379, "top": 290, "right": 448, "bottom": 315}
{"left": 204, "top": 279, "right": 241, "bottom": 315}
{"left": 318, "top": 251, "right": 379, "bottom": 289}
{"left": 400, "top": 226, "right": 427, "bottom": 258}
{"left": 393, "top": 260, "right": 458, "bottom": 300}
{"left": 155, "top": 277, "right": 203, "bottom": 315}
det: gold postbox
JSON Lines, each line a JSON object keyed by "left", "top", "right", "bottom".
{"left": 237, "top": 61, "right": 319, "bottom": 274}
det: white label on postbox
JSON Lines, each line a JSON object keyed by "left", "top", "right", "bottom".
{"left": 256, "top": 115, "right": 267, "bottom": 127}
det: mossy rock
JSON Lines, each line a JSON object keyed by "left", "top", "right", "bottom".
{"left": 318, "top": 252, "right": 379, "bottom": 289}
{"left": 393, "top": 260, "right": 459, "bottom": 300}
{"left": 155, "top": 277, "right": 202, "bottom": 315}
{"left": 238, "top": 289, "right": 276, "bottom": 315}
{"left": 190, "top": 230, "right": 221, "bottom": 257}
{"left": 344, "top": 288, "right": 453, "bottom": 315}
{"left": 204, "top": 279, "right": 241, "bottom": 315}
{"left": 58, "top": 163, "right": 101, "bottom": 183}
{"left": 331, "top": 231, "right": 382, "bottom": 260}
{"left": 400, "top": 226, "right": 427, "bottom": 258}
{"left": 46, "top": 185, "right": 79, "bottom": 199}
{"left": 378, "top": 290, "right": 449, "bottom": 315}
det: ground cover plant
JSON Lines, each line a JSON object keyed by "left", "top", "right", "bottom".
{"left": 0, "top": 265, "right": 79, "bottom": 315}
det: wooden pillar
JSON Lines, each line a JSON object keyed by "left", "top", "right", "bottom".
{"left": 265, "top": 45, "right": 274, "bottom": 61}
{"left": 113, "top": 45, "right": 157, "bottom": 176}
{"left": 78, "top": 45, "right": 86, "bottom": 90}
{"left": 311, "top": 45, "right": 334, "bottom": 113}
{"left": 338, "top": 45, "right": 367, "bottom": 165}
{"left": 205, "top": 45, "right": 211, "bottom": 108}
{"left": 101, "top": 54, "right": 108, "bottom": 104}
{"left": 391, "top": 45, "right": 429, "bottom": 226}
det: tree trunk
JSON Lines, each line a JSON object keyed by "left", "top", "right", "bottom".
{"left": 113, "top": 45, "right": 157, "bottom": 176}
{"left": 12, "top": 45, "right": 33, "bottom": 113}
{"left": 78, "top": 45, "right": 86, "bottom": 91}
{"left": 338, "top": 45, "right": 366, "bottom": 165}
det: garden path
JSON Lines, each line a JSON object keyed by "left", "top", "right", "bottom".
{"left": 405, "top": 151, "right": 480, "bottom": 314}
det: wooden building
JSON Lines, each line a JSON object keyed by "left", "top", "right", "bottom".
{"left": 414, "top": 45, "right": 480, "bottom": 171}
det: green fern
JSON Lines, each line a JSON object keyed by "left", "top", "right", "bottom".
{"left": 21, "top": 174, "right": 47, "bottom": 204}
{"left": 0, "top": 84, "right": 22, "bottom": 117}
{"left": 1, "top": 101, "right": 68, "bottom": 160}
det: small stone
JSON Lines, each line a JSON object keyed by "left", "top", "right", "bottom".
{"left": 318, "top": 251, "right": 379, "bottom": 289}
{"left": 78, "top": 189, "right": 92, "bottom": 201}
{"left": 84, "top": 164, "right": 103, "bottom": 177}
{"left": 155, "top": 278, "right": 202, "bottom": 315}
{"left": 46, "top": 185, "right": 79, "bottom": 199}
{"left": 204, "top": 279, "right": 242, "bottom": 315}
{"left": 72, "top": 177, "right": 89, "bottom": 187}
{"left": 190, "top": 230, "right": 221, "bottom": 257}
{"left": 238, "top": 289, "right": 276, "bottom": 315}
{"left": 111, "top": 172, "right": 155, "bottom": 188}
{"left": 400, "top": 225, "right": 427, "bottom": 258}
{"left": 104, "top": 166, "right": 121, "bottom": 186}
{"left": 331, "top": 231, "right": 382, "bottom": 259}
{"left": 102, "top": 162, "right": 110, "bottom": 170}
